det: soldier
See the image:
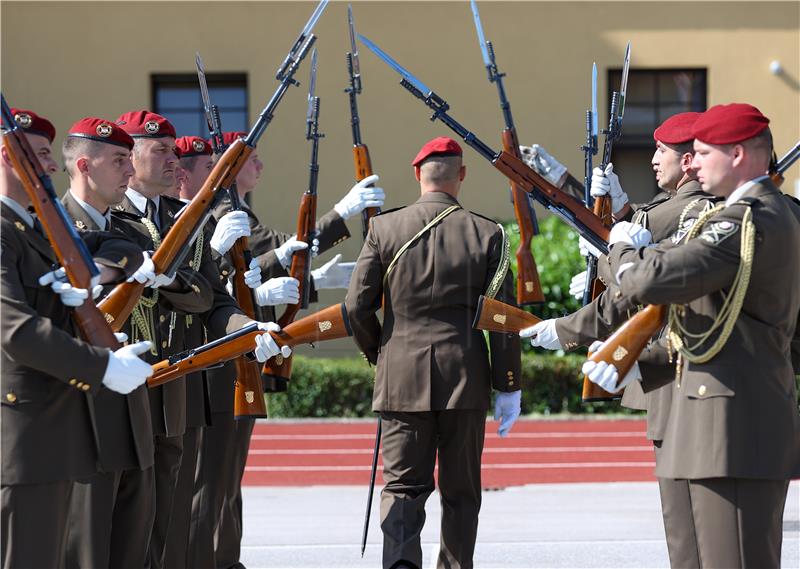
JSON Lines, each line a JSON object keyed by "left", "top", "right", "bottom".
{"left": 583, "top": 103, "right": 800, "bottom": 567}
{"left": 58, "top": 116, "right": 162, "bottom": 569}
{"left": 1, "top": 108, "right": 152, "bottom": 569}
{"left": 346, "top": 137, "right": 522, "bottom": 569}
{"left": 519, "top": 112, "right": 717, "bottom": 568}
{"left": 188, "top": 129, "right": 383, "bottom": 569}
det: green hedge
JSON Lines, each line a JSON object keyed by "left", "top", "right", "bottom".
{"left": 266, "top": 353, "right": 636, "bottom": 418}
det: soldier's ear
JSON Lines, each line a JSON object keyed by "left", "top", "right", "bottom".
{"left": 76, "top": 157, "right": 90, "bottom": 175}
{"left": 413, "top": 166, "right": 421, "bottom": 182}
{"left": 459, "top": 165, "right": 466, "bottom": 181}
{"left": 680, "top": 152, "right": 694, "bottom": 173}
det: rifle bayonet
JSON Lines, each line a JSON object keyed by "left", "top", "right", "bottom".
{"left": 196, "top": 52, "right": 225, "bottom": 154}
{"left": 276, "top": 0, "right": 329, "bottom": 82}
{"left": 347, "top": 4, "right": 361, "bottom": 92}
{"left": 470, "top": 0, "right": 492, "bottom": 73}
{"left": 618, "top": 41, "right": 631, "bottom": 122}
{"left": 591, "top": 62, "right": 599, "bottom": 147}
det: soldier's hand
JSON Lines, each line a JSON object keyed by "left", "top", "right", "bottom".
{"left": 274, "top": 236, "right": 310, "bottom": 270}
{"left": 127, "top": 252, "right": 157, "bottom": 286}
{"left": 334, "top": 174, "right": 385, "bottom": 220}
{"left": 609, "top": 221, "right": 652, "bottom": 249}
{"left": 253, "top": 322, "right": 292, "bottom": 362}
{"left": 519, "top": 144, "right": 567, "bottom": 186}
{"left": 39, "top": 267, "right": 102, "bottom": 307}
{"left": 582, "top": 341, "right": 642, "bottom": 393}
{"left": 569, "top": 270, "right": 588, "bottom": 300}
{"left": 519, "top": 319, "right": 562, "bottom": 350}
{"left": 210, "top": 210, "right": 251, "bottom": 256}
{"left": 102, "top": 341, "right": 154, "bottom": 394}
{"left": 255, "top": 277, "right": 300, "bottom": 306}
{"left": 494, "top": 390, "right": 522, "bottom": 437}
{"left": 578, "top": 236, "right": 602, "bottom": 259}
{"left": 311, "top": 253, "right": 356, "bottom": 290}
{"left": 244, "top": 258, "right": 262, "bottom": 289}
{"left": 590, "top": 163, "right": 628, "bottom": 214}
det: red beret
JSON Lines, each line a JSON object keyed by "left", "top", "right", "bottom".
{"left": 67, "top": 117, "right": 134, "bottom": 150}
{"left": 3, "top": 108, "right": 56, "bottom": 143}
{"left": 115, "top": 110, "right": 176, "bottom": 139}
{"left": 691, "top": 103, "right": 770, "bottom": 145}
{"left": 176, "top": 136, "right": 212, "bottom": 158}
{"left": 222, "top": 131, "right": 247, "bottom": 148}
{"left": 653, "top": 112, "right": 701, "bottom": 145}
{"left": 412, "top": 136, "right": 463, "bottom": 167}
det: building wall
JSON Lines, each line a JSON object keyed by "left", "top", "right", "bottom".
{"left": 3, "top": 1, "right": 799, "bottom": 358}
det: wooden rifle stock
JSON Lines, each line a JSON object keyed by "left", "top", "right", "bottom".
{"left": 149, "top": 303, "right": 352, "bottom": 387}
{"left": 472, "top": 295, "right": 542, "bottom": 334}
{"left": 260, "top": 190, "right": 317, "bottom": 386}
{"left": 99, "top": 139, "right": 254, "bottom": 330}
{"left": 493, "top": 150, "right": 611, "bottom": 246}
{"left": 583, "top": 304, "right": 667, "bottom": 401}
{"left": 3, "top": 124, "right": 119, "bottom": 350}
{"left": 501, "top": 129, "right": 544, "bottom": 305}
{"left": 353, "top": 144, "right": 380, "bottom": 237}
{"left": 229, "top": 236, "right": 269, "bottom": 419}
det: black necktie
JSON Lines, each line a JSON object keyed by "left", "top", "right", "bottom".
{"left": 145, "top": 199, "right": 159, "bottom": 229}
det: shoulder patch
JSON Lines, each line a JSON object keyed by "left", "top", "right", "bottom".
{"left": 671, "top": 217, "right": 697, "bottom": 244}
{"left": 698, "top": 219, "right": 740, "bottom": 245}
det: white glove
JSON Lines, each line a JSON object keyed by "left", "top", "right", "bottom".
{"left": 609, "top": 221, "right": 652, "bottom": 249}
{"left": 39, "top": 267, "right": 102, "bottom": 307}
{"left": 210, "top": 211, "right": 251, "bottom": 256}
{"left": 101, "top": 341, "right": 154, "bottom": 395}
{"left": 244, "top": 258, "right": 262, "bottom": 289}
{"left": 582, "top": 341, "right": 642, "bottom": 394}
{"left": 274, "top": 236, "right": 311, "bottom": 270}
{"left": 114, "top": 332, "right": 129, "bottom": 343}
{"left": 126, "top": 252, "right": 175, "bottom": 289}
{"left": 334, "top": 174, "right": 385, "bottom": 220}
{"left": 311, "top": 253, "right": 356, "bottom": 290}
{"left": 590, "top": 163, "right": 628, "bottom": 214}
{"left": 569, "top": 270, "right": 588, "bottom": 300}
{"left": 519, "top": 319, "right": 562, "bottom": 350}
{"left": 253, "top": 322, "right": 293, "bottom": 362}
{"left": 519, "top": 144, "right": 567, "bottom": 186}
{"left": 578, "top": 236, "right": 602, "bottom": 259}
{"left": 255, "top": 277, "right": 300, "bottom": 306}
{"left": 494, "top": 390, "right": 522, "bottom": 437}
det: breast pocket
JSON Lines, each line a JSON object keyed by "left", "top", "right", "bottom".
{"left": 684, "top": 368, "right": 735, "bottom": 400}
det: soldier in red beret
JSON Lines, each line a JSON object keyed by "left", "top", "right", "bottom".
{"left": 346, "top": 136, "right": 522, "bottom": 569}
{"left": 586, "top": 104, "right": 800, "bottom": 567}
{"left": 174, "top": 135, "right": 213, "bottom": 202}
{"left": 1, "top": 110, "right": 153, "bottom": 569}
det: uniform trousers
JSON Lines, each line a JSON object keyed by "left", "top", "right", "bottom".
{"left": 1, "top": 480, "right": 73, "bottom": 569}
{"left": 215, "top": 418, "right": 255, "bottom": 569}
{"left": 654, "top": 441, "right": 700, "bottom": 569}
{"left": 65, "top": 467, "right": 156, "bottom": 569}
{"left": 149, "top": 434, "right": 185, "bottom": 569}
{"left": 188, "top": 412, "right": 238, "bottom": 569}
{"left": 379, "top": 410, "right": 485, "bottom": 569}
{"left": 686, "top": 477, "right": 789, "bottom": 568}
{"left": 164, "top": 426, "right": 202, "bottom": 569}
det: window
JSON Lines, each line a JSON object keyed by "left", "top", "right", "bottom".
{"left": 151, "top": 73, "right": 248, "bottom": 138}
{"left": 606, "top": 69, "right": 707, "bottom": 200}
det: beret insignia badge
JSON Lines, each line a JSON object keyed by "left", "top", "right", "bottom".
{"left": 14, "top": 113, "right": 32, "bottom": 129}
{"left": 192, "top": 140, "right": 206, "bottom": 153}
{"left": 96, "top": 123, "right": 113, "bottom": 138}
{"left": 144, "top": 120, "right": 160, "bottom": 135}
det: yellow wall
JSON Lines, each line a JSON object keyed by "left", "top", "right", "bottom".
{"left": 3, "top": 1, "right": 799, "bottom": 357}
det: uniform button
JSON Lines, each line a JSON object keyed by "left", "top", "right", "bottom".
{"left": 6, "top": 392, "right": 17, "bottom": 403}
{"left": 508, "top": 381, "right": 515, "bottom": 387}
{"left": 76, "top": 381, "right": 84, "bottom": 388}
{"left": 159, "top": 315, "right": 166, "bottom": 323}
{"left": 506, "top": 371, "right": 514, "bottom": 377}
{"left": 191, "top": 284, "right": 200, "bottom": 293}
{"left": 81, "top": 384, "right": 90, "bottom": 391}
{"left": 161, "top": 340, "right": 168, "bottom": 349}
{"left": 69, "top": 379, "right": 78, "bottom": 386}
{"left": 222, "top": 270, "right": 229, "bottom": 276}
{"left": 698, "top": 385, "right": 707, "bottom": 396}
{"left": 614, "top": 290, "right": 622, "bottom": 299}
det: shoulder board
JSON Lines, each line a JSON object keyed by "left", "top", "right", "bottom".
{"left": 730, "top": 196, "right": 761, "bottom": 208}
{"left": 374, "top": 206, "right": 405, "bottom": 216}
{"left": 468, "top": 210, "right": 499, "bottom": 224}
{"left": 110, "top": 209, "right": 143, "bottom": 221}
{"left": 160, "top": 194, "right": 185, "bottom": 210}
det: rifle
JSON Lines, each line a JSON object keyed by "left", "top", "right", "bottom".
{"left": 771, "top": 140, "right": 800, "bottom": 186}
{"left": 197, "top": 51, "right": 268, "bottom": 419}
{"left": 97, "top": 0, "right": 327, "bottom": 330}
{"left": 358, "top": 34, "right": 610, "bottom": 255}
{"left": 148, "top": 302, "right": 351, "bottom": 387}
{"left": 469, "top": 1, "right": 542, "bottom": 305}
{"left": 586, "top": 145, "right": 798, "bottom": 391}
{"left": 1, "top": 95, "right": 120, "bottom": 350}
{"left": 472, "top": 295, "right": 542, "bottom": 334}
{"left": 261, "top": 48, "right": 322, "bottom": 389}
{"left": 346, "top": 5, "right": 380, "bottom": 240}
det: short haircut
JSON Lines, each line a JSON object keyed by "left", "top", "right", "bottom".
{"left": 673, "top": 141, "right": 695, "bottom": 155}
{"left": 62, "top": 136, "right": 105, "bottom": 178}
{"left": 419, "top": 155, "right": 462, "bottom": 184}
{"left": 179, "top": 155, "right": 200, "bottom": 172}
